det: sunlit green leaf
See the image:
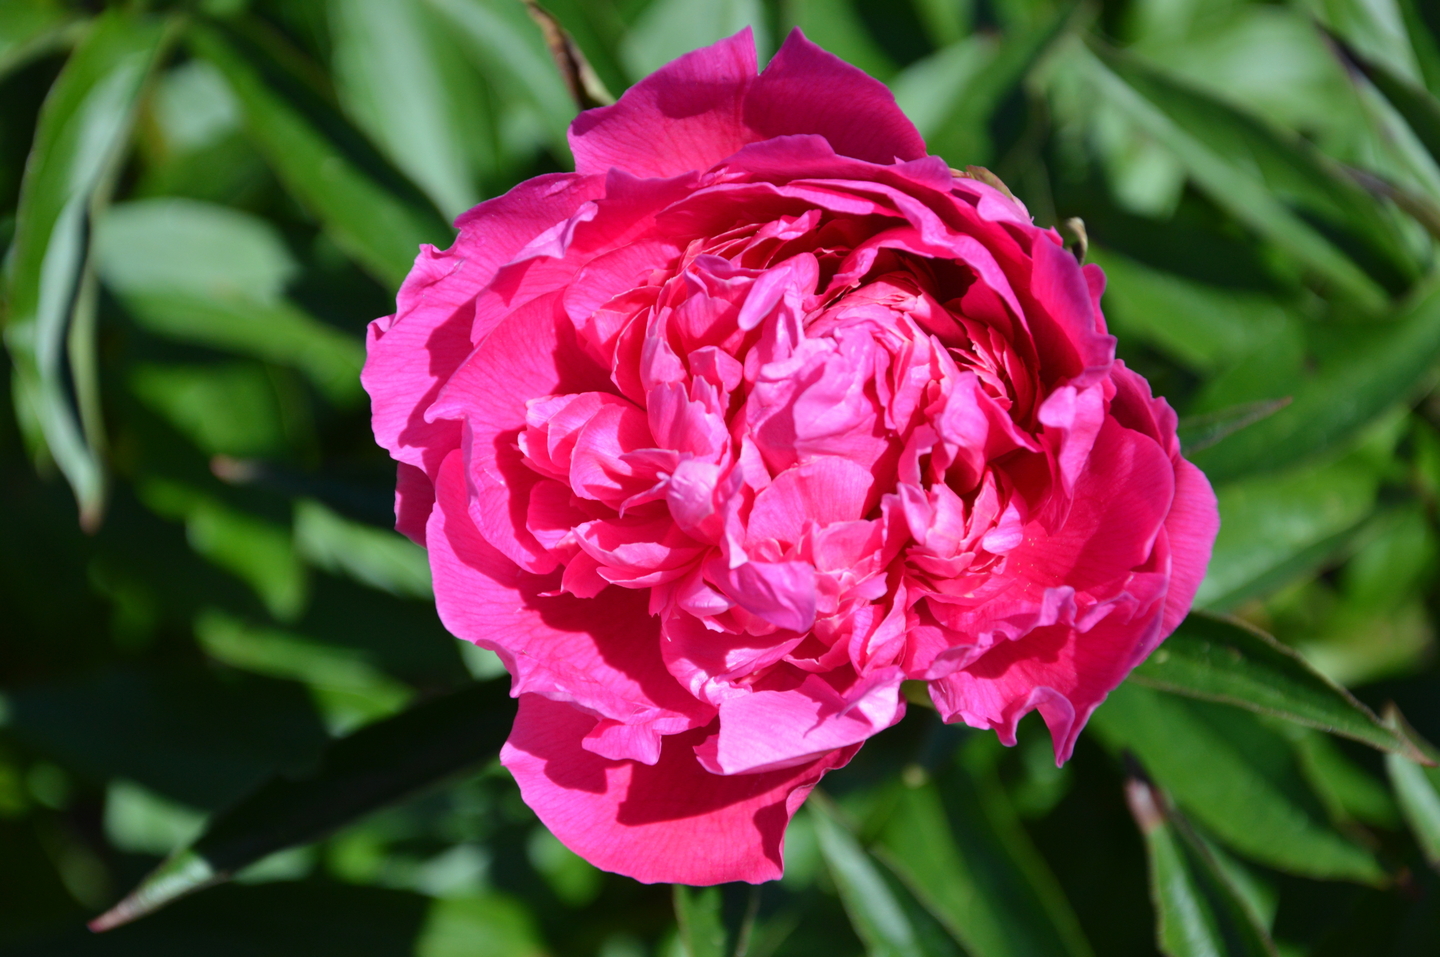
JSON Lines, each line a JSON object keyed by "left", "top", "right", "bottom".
{"left": 416, "top": 893, "right": 548, "bottom": 957}
{"left": 3, "top": 11, "right": 172, "bottom": 528}
{"left": 329, "top": 0, "right": 487, "bottom": 218}
{"left": 0, "top": 0, "right": 80, "bottom": 80}
{"left": 620, "top": 0, "right": 768, "bottom": 82}
{"left": 1124, "top": 774, "right": 1278, "bottom": 957}
{"left": 1387, "top": 751, "right": 1440, "bottom": 870}
{"left": 422, "top": 0, "right": 575, "bottom": 160}
{"left": 1069, "top": 42, "right": 1397, "bottom": 312}
{"left": 1091, "top": 683, "right": 1386, "bottom": 884}
{"left": 1133, "top": 613, "right": 1432, "bottom": 762}
{"left": 188, "top": 21, "right": 451, "bottom": 288}
{"left": 293, "top": 499, "right": 432, "bottom": 600}
{"left": 1196, "top": 455, "right": 1380, "bottom": 609}
{"left": 91, "top": 679, "right": 514, "bottom": 931}
{"left": 195, "top": 608, "right": 413, "bottom": 734}
{"left": 811, "top": 793, "right": 929, "bottom": 957}
{"left": 1190, "top": 278, "right": 1440, "bottom": 482}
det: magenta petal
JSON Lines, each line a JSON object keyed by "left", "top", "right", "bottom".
{"left": 502, "top": 694, "right": 857, "bottom": 885}
{"left": 569, "top": 30, "right": 759, "bottom": 178}
{"left": 1160, "top": 459, "right": 1219, "bottom": 633}
{"left": 427, "top": 451, "right": 712, "bottom": 731}
{"left": 744, "top": 30, "right": 927, "bottom": 165}
{"left": 705, "top": 669, "right": 904, "bottom": 774}
{"left": 393, "top": 462, "right": 435, "bottom": 546}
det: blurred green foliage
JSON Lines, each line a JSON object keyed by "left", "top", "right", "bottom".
{"left": 7, "top": 0, "right": 1440, "bottom": 955}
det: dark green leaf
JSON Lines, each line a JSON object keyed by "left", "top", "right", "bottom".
{"left": 3, "top": 11, "right": 172, "bottom": 528}
{"left": 187, "top": 21, "right": 451, "bottom": 288}
{"left": 1190, "top": 277, "right": 1440, "bottom": 482}
{"left": 867, "top": 741, "right": 1093, "bottom": 957}
{"left": 1124, "top": 773, "right": 1278, "bottom": 957}
{"left": 1091, "top": 683, "right": 1386, "bottom": 884}
{"left": 3, "top": 666, "right": 329, "bottom": 810}
{"left": 1132, "top": 613, "right": 1432, "bottom": 762}
{"left": 90, "top": 679, "right": 514, "bottom": 931}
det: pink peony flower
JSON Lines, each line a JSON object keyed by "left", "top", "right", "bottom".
{"left": 363, "top": 28, "right": 1219, "bottom": 885}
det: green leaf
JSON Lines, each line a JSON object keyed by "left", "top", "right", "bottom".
{"left": 1124, "top": 774, "right": 1278, "bottom": 957}
{"left": 810, "top": 793, "right": 929, "bottom": 957}
{"left": 921, "top": 7, "right": 1074, "bottom": 169}
{"left": 1196, "top": 454, "right": 1381, "bottom": 609}
{"left": 620, "top": 0, "right": 768, "bottom": 82}
{"left": 2, "top": 11, "right": 172, "bottom": 528}
{"left": 91, "top": 679, "right": 515, "bottom": 931}
{"left": 1332, "top": 28, "right": 1440, "bottom": 171}
{"left": 1177, "top": 399, "right": 1292, "bottom": 456}
{"left": 130, "top": 362, "right": 287, "bottom": 458}
{"left": 195, "top": 609, "right": 414, "bottom": 735}
{"left": 1133, "top": 613, "right": 1433, "bottom": 763}
{"left": 329, "top": 0, "right": 486, "bottom": 218}
{"left": 1387, "top": 751, "right": 1440, "bottom": 869}
{"left": 422, "top": 0, "right": 575, "bottom": 159}
{"left": 0, "top": 0, "right": 81, "bottom": 80}
{"left": 1091, "top": 683, "right": 1386, "bottom": 884}
{"left": 293, "top": 499, "right": 432, "bottom": 599}
{"left": 140, "top": 480, "right": 308, "bottom": 621}
{"left": 1190, "top": 277, "right": 1440, "bottom": 482}
{"left": 94, "top": 198, "right": 299, "bottom": 304}
{"left": 674, "top": 885, "right": 727, "bottom": 957}
{"left": 867, "top": 743, "right": 1093, "bottom": 957}
{"left": 1293, "top": 730, "right": 1402, "bottom": 829}
{"left": 1071, "top": 42, "right": 1399, "bottom": 312}
{"left": 188, "top": 21, "right": 451, "bottom": 289}
{"left": 416, "top": 893, "right": 548, "bottom": 957}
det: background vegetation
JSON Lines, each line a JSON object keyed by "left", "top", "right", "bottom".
{"left": 6, "top": 0, "right": 1440, "bottom": 954}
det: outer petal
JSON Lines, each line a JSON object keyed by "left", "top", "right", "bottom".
{"left": 1160, "top": 459, "right": 1219, "bottom": 633}
{"left": 569, "top": 30, "right": 759, "bottom": 177}
{"left": 364, "top": 173, "right": 603, "bottom": 478}
{"left": 427, "top": 451, "right": 712, "bottom": 742}
{"left": 502, "top": 693, "right": 857, "bottom": 884}
{"left": 743, "top": 29, "right": 927, "bottom": 166}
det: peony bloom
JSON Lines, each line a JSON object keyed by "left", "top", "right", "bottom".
{"left": 363, "top": 28, "right": 1219, "bottom": 885}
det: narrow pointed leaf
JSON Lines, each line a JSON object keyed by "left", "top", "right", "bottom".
{"left": 2, "top": 10, "right": 172, "bottom": 528}
{"left": 1387, "top": 754, "right": 1440, "bottom": 869}
{"left": 1190, "top": 276, "right": 1440, "bottom": 482}
{"left": 1177, "top": 399, "right": 1291, "bottom": 455}
{"left": 1072, "top": 44, "right": 1395, "bottom": 312}
{"left": 1092, "top": 684, "right": 1386, "bottom": 884}
{"left": 329, "top": 0, "right": 485, "bottom": 218}
{"left": 188, "top": 21, "right": 451, "bottom": 289}
{"left": 868, "top": 749, "right": 1093, "bottom": 957}
{"left": 1132, "top": 613, "right": 1433, "bottom": 763}
{"left": 811, "top": 794, "right": 929, "bottom": 957}
{"left": 423, "top": 0, "right": 575, "bottom": 156}
{"left": 1125, "top": 775, "right": 1278, "bottom": 957}
{"left": 91, "top": 679, "right": 515, "bottom": 931}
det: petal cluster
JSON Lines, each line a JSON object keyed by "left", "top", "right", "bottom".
{"left": 363, "top": 28, "right": 1218, "bottom": 885}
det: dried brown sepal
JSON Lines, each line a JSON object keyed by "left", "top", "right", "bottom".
{"left": 955, "top": 165, "right": 1019, "bottom": 203}
{"left": 1063, "top": 216, "right": 1089, "bottom": 262}
{"left": 523, "top": 1, "right": 615, "bottom": 110}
